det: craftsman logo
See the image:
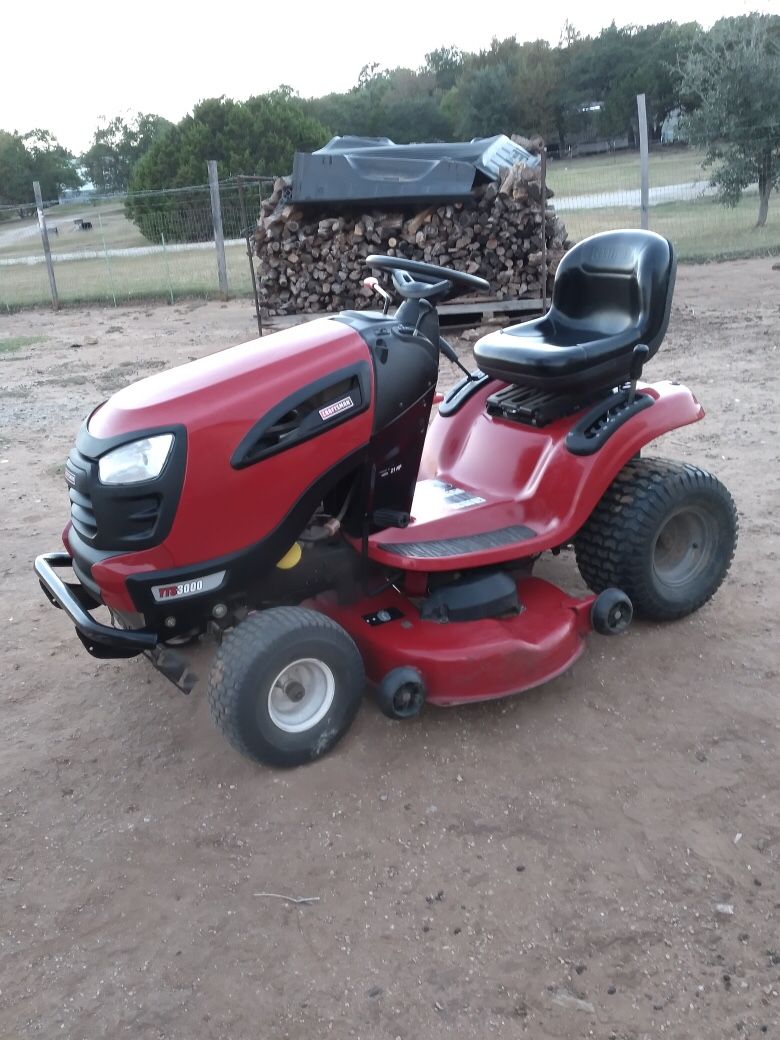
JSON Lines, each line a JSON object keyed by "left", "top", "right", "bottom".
{"left": 151, "top": 570, "right": 226, "bottom": 603}
{"left": 319, "top": 395, "right": 354, "bottom": 421}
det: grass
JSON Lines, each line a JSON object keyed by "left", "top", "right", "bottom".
{"left": 0, "top": 335, "right": 45, "bottom": 353}
{"left": 0, "top": 241, "right": 254, "bottom": 309}
{"left": 547, "top": 147, "right": 708, "bottom": 196}
{"left": 560, "top": 193, "right": 780, "bottom": 262}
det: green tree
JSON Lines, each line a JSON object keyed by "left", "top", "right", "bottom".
{"left": 680, "top": 14, "right": 780, "bottom": 227}
{"left": 514, "top": 40, "right": 563, "bottom": 141}
{"left": 0, "top": 131, "right": 32, "bottom": 205}
{"left": 423, "top": 46, "right": 464, "bottom": 91}
{"left": 82, "top": 112, "right": 173, "bottom": 193}
{"left": 447, "top": 63, "right": 519, "bottom": 138}
{"left": 0, "top": 128, "right": 79, "bottom": 205}
{"left": 126, "top": 91, "right": 328, "bottom": 242}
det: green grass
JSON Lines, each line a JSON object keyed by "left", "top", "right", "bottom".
{"left": 0, "top": 335, "right": 45, "bottom": 353}
{"left": 560, "top": 193, "right": 780, "bottom": 261}
{"left": 0, "top": 241, "right": 254, "bottom": 309}
{"left": 547, "top": 147, "right": 708, "bottom": 196}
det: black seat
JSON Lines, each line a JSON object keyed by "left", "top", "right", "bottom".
{"left": 474, "top": 230, "right": 676, "bottom": 395}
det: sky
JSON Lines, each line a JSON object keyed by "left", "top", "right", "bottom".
{"left": 0, "top": 0, "right": 777, "bottom": 154}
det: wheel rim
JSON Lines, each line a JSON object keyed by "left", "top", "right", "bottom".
{"left": 266, "top": 658, "right": 336, "bottom": 734}
{"left": 652, "top": 506, "right": 718, "bottom": 590}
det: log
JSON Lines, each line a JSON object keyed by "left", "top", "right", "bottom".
{"left": 253, "top": 159, "right": 569, "bottom": 316}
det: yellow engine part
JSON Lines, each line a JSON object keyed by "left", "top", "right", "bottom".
{"left": 276, "top": 543, "right": 302, "bottom": 570}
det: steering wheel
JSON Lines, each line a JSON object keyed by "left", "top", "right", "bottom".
{"left": 366, "top": 254, "right": 490, "bottom": 301}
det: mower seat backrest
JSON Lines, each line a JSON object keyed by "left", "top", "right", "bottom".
{"left": 473, "top": 229, "right": 677, "bottom": 395}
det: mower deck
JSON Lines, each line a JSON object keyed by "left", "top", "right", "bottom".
{"left": 312, "top": 576, "right": 595, "bottom": 706}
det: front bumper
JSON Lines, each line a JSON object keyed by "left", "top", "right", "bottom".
{"left": 35, "top": 552, "right": 158, "bottom": 658}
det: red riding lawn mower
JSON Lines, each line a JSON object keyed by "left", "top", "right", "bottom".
{"left": 36, "top": 230, "right": 738, "bottom": 767}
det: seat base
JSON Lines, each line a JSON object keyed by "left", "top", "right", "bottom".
{"left": 486, "top": 383, "right": 587, "bottom": 427}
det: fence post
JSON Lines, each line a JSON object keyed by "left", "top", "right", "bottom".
{"left": 237, "top": 176, "right": 263, "bottom": 337}
{"left": 33, "top": 180, "right": 59, "bottom": 310}
{"left": 97, "top": 211, "right": 117, "bottom": 307}
{"left": 207, "top": 160, "right": 229, "bottom": 300}
{"left": 637, "top": 93, "right": 650, "bottom": 230}
{"left": 539, "top": 142, "right": 548, "bottom": 313}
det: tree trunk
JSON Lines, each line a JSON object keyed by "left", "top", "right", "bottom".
{"left": 756, "top": 167, "right": 771, "bottom": 228}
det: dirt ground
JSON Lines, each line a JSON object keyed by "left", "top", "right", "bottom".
{"left": 1, "top": 259, "right": 779, "bottom": 1040}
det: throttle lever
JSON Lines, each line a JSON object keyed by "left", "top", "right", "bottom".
{"left": 439, "top": 336, "right": 473, "bottom": 381}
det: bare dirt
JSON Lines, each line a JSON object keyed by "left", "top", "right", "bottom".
{"left": 1, "top": 260, "right": 779, "bottom": 1040}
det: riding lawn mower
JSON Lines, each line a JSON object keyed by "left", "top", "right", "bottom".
{"left": 35, "top": 229, "right": 738, "bottom": 767}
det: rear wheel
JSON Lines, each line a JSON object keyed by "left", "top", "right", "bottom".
{"left": 574, "top": 457, "right": 737, "bottom": 621}
{"left": 207, "top": 607, "right": 364, "bottom": 767}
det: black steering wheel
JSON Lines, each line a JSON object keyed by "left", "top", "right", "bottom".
{"left": 367, "top": 254, "right": 490, "bottom": 302}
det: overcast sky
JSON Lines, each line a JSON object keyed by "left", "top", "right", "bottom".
{"left": 1, "top": 0, "right": 776, "bottom": 153}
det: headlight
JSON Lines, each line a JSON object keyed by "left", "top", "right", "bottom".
{"left": 98, "top": 434, "right": 174, "bottom": 485}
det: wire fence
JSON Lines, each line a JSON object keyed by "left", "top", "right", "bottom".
{"left": 1, "top": 134, "right": 778, "bottom": 313}
{"left": 549, "top": 141, "right": 780, "bottom": 263}
{"left": 0, "top": 177, "right": 274, "bottom": 312}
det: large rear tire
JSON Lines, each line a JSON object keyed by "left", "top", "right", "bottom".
{"left": 574, "top": 457, "right": 737, "bottom": 621}
{"left": 207, "top": 607, "right": 365, "bottom": 767}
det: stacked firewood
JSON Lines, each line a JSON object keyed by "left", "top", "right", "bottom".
{"left": 253, "top": 161, "right": 568, "bottom": 316}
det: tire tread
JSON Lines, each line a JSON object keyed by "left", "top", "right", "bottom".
{"left": 574, "top": 456, "right": 738, "bottom": 620}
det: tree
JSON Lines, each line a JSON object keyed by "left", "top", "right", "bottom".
{"left": 82, "top": 112, "right": 173, "bottom": 193}
{"left": 447, "top": 63, "right": 519, "bottom": 138}
{"left": 514, "top": 40, "right": 563, "bottom": 141}
{"left": 423, "top": 46, "right": 464, "bottom": 91}
{"left": 0, "top": 128, "right": 79, "bottom": 205}
{"left": 680, "top": 14, "right": 780, "bottom": 227}
{"left": 0, "top": 131, "right": 32, "bottom": 205}
{"left": 126, "top": 91, "right": 328, "bottom": 242}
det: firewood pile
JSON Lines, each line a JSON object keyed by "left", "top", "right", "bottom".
{"left": 253, "top": 161, "right": 568, "bottom": 316}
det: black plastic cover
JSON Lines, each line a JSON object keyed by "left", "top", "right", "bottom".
{"left": 421, "top": 569, "right": 519, "bottom": 622}
{"left": 292, "top": 135, "right": 539, "bottom": 205}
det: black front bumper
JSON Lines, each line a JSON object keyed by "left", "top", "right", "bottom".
{"left": 35, "top": 552, "right": 158, "bottom": 658}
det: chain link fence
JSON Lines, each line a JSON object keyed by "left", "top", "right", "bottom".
{"left": 1, "top": 134, "right": 778, "bottom": 313}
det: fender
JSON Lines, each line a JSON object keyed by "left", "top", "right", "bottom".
{"left": 366, "top": 379, "right": 704, "bottom": 571}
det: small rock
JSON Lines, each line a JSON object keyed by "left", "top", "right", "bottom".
{"left": 575, "top": 964, "right": 587, "bottom": 975}
{"left": 368, "top": 986, "right": 383, "bottom": 998}
{"left": 715, "top": 903, "right": 735, "bottom": 916}
{"left": 84, "top": 336, "right": 98, "bottom": 345}
{"left": 695, "top": 750, "right": 707, "bottom": 762}
{"left": 607, "top": 986, "right": 616, "bottom": 995}
{"left": 754, "top": 878, "right": 762, "bottom": 887}
{"left": 552, "top": 990, "right": 595, "bottom": 1014}
{"left": 516, "top": 865, "right": 526, "bottom": 873}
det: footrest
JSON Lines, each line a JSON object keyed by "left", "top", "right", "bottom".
{"left": 378, "top": 523, "right": 535, "bottom": 560}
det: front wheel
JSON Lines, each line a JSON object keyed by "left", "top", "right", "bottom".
{"left": 207, "top": 607, "right": 365, "bottom": 767}
{"left": 574, "top": 457, "right": 738, "bottom": 621}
